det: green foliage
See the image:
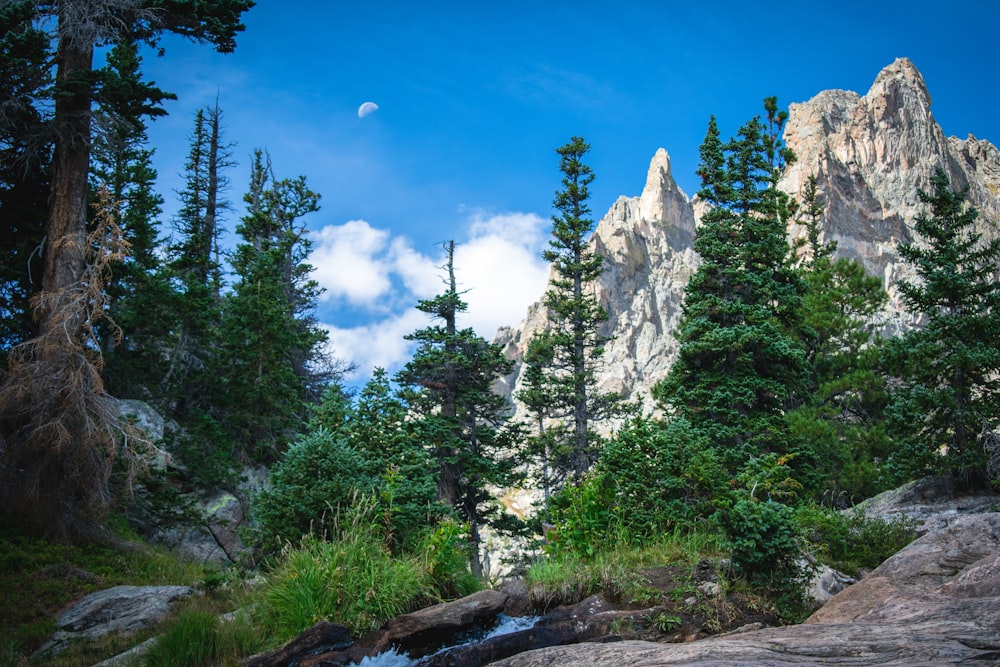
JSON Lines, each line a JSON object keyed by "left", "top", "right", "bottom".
{"left": 595, "top": 416, "right": 726, "bottom": 537}
{"left": 0, "top": 1, "right": 50, "bottom": 356}
{"left": 143, "top": 603, "right": 266, "bottom": 667}
{"left": 786, "top": 174, "right": 892, "bottom": 504}
{"left": 525, "top": 530, "right": 726, "bottom": 611}
{"left": 795, "top": 504, "right": 917, "bottom": 576}
{"left": 395, "top": 241, "right": 523, "bottom": 576}
{"left": 166, "top": 409, "right": 238, "bottom": 490}
{"left": 719, "top": 498, "right": 802, "bottom": 580}
{"left": 542, "top": 474, "right": 620, "bottom": 558}
{"left": 253, "top": 510, "right": 429, "bottom": 640}
{"left": 655, "top": 101, "right": 807, "bottom": 469}
{"left": 415, "top": 517, "right": 480, "bottom": 598}
{"left": 884, "top": 168, "right": 1000, "bottom": 486}
{"left": 221, "top": 149, "right": 329, "bottom": 462}
{"left": 350, "top": 369, "right": 441, "bottom": 550}
{"left": 251, "top": 427, "right": 373, "bottom": 552}
{"left": 520, "top": 136, "right": 621, "bottom": 483}
{"left": 142, "top": 609, "right": 220, "bottom": 667}
{"left": 0, "top": 516, "right": 204, "bottom": 660}
{"left": 717, "top": 497, "right": 811, "bottom": 619}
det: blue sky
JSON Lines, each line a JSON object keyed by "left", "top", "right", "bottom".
{"left": 137, "top": 1, "right": 1000, "bottom": 385}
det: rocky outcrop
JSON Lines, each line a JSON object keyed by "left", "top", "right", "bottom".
{"left": 490, "top": 512, "right": 1000, "bottom": 666}
{"left": 850, "top": 474, "right": 1000, "bottom": 536}
{"left": 497, "top": 57, "right": 1000, "bottom": 410}
{"left": 37, "top": 585, "right": 195, "bottom": 656}
{"left": 495, "top": 148, "right": 699, "bottom": 411}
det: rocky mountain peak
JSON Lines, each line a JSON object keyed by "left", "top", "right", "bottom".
{"left": 869, "top": 57, "right": 931, "bottom": 109}
{"left": 498, "top": 58, "right": 999, "bottom": 411}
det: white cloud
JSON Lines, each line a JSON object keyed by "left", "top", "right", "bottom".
{"left": 321, "top": 309, "right": 430, "bottom": 384}
{"left": 311, "top": 220, "right": 392, "bottom": 306}
{"left": 313, "top": 210, "right": 551, "bottom": 386}
{"left": 389, "top": 237, "right": 441, "bottom": 299}
{"left": 455, "top": 211, "right": 550, "bottom": 339}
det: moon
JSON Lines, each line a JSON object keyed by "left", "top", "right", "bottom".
{"left": 358, "top": 101, "right": 379, "bottom": 118}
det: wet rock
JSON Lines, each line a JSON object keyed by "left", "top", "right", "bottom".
{"left": 244, "top": 621, "right": 353, "bottom": 667}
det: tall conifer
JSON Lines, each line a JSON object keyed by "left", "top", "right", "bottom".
{"left": 396, "top": 241, "right": 521, "bottom": 577}
{"left": 654, "top": 100, "right": 806, "bottom": 468}
{"left": 884, "top": 168, "right": 1000, "bottom": 485}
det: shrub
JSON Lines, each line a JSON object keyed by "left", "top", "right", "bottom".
{"left": 795, "top": 504, "right": 917, "bottom": 575}
{"left": 717, "top": 497, "right": 812, "bottom": 620}
{"left": 143, "top": 609, "right": 219, "bottom": 667}
{"left": 596, "top": 416, "right": 726, "bottom": 538}
{"left": 415, "top": 517, "right": 480, "bottom": 598}
{"left": 251, "top": 427, "right": 374, "bottom": 551}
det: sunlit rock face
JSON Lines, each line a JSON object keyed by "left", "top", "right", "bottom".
{"left": 497, "top": 57, "right": 1000, "bottom": 411}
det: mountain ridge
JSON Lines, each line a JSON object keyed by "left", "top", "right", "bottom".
{"left": 496, "top": 57, "right": 1000, "bottom": 412}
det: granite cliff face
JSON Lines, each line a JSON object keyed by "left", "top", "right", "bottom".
{"left": 496, "top": 57, "right": 1000, "bottom": 410}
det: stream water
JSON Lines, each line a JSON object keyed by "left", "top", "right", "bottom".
{"left": 356, "top": 614, "right": 540, "bottom": 667}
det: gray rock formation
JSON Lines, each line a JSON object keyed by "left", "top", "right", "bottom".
{"left": 497, "top": 57, "right": 1000, "bottom": 412}
{"left": 490, "top": 512, "right": 1000, "bottom": 666}
{"left": 37, "top": 585, "right": 194, "bottom": 656}
{"left": 849, "top": 475, "right": 1000, "bottom": 536}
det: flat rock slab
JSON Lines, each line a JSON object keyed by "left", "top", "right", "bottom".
{"left": 38, "top": 585, "right": 194, "bottom": 656}
{"left": 492, "top": 513, "right": 1000, "bottom": 667}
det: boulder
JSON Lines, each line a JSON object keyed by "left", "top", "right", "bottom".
{"left": 357, "top": 589, "right": 509, "bottom": 658}
{"left": 38, "top": 585, "right": 194, "bottom": 656}
{"left": 849, "top": 475, "right": 1000, "bottom": 535}
{"left": 490, "top": 512, "right": 1000, "bottom": 666}
{"left": 244, "top": 621, "right": 353, "bottom": 667}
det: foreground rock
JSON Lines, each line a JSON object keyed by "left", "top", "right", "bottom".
{"left": 491, "top": 512, "right": 1000, "bottom": 666}
{"left": 37, "top": 585, "right": 195, "bottom": 656}
{"left": 245, "top": 590, "right": 510, "bottom": 666}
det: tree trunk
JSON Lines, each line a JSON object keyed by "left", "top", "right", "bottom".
{"left": 39, "top": 29, "right": 94, "bottom": 340}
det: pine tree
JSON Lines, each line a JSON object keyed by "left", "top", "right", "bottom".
{"left": 0, "top": 1, "right": 51, "bottom": 355}
{"left": 0, "top": 0, "right": 254, "bottom": 542}
{"left": 160, "top": 103, "right": 234, "bottom": 414}
{"left": 654, "top": 100, "right": 807, "bottom": 469}
{"left": 222, "top": 149, "right": 328, "bottom": 462}
{"left": 786, "top": 175, "right": 891, "bottom": 502}
{"left": 349, "top": 368, "right": 439, "bottom": 550}
{"left": 519, "top": 137, "right": 619, "bottom": 484}
{"left": 884, "top": 168, "right": 1000, "bottom": 485}
{"left": 396, "top": 241, "right": 521, "bottom": 577}
{"left": 90, "top": 41, "right": 175, "bottom": 396}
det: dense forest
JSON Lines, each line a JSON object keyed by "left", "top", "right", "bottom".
{"left": 2, "top": 2, "right": 1000, "bottom": 663}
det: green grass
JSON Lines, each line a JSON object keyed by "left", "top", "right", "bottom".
{"left": 0, "top": 514, "right": 209, "bottom": 666}
{"left": 250, "top": 527, "right": 433, "bottom": 640}
{"left": 525, "top": 528, "right": 727, "bottom": 611}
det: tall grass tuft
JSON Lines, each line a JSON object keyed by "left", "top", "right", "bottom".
{"left": 252, "top": 497, "right": 431, "bottom": 641}
{"left": 143, "top": 609, "right": 219, "bottom": 667}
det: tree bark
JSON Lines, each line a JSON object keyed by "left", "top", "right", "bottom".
{"left": 39, "top": 20, "right": 94, "bottom": 341}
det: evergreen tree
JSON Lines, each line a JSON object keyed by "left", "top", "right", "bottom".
{"left": 349, "top": 368, "right": 439, "bottom": 550}
{"left": 90, "top": 41, "right": 175, "bottom": 396}
{"left": 654, "top": 100, "right": 806, "bottom": 469}
{"left": 0, "top": 0, "right": 253, "bottom": 540}
{"left": 884, "top": 168, "right": 1000, "bottom": 485}
{"left": 222, "top": 149, "right": 328, "bottom": 462}
{"left": 160, "top": 103, "right": 233, "bottom": 414}
{"left": 519, "top": 136, "right": 619, "bottom": 484}
{"left": 516, "top": 332, "right": 567, "bottom": 500}
{"left": 0, "top": 1, "right": 51, "bottom": 356}
{"left": 786, "top": 175, "right": 891, "bottom": 502}
{"left": 396, "top": 241, "right": 521, "bottom": 577}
